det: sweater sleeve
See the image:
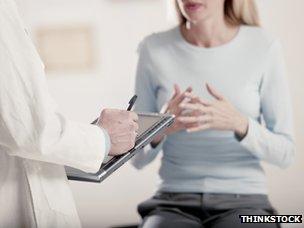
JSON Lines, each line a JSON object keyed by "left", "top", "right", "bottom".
{"left": 130, "top": 39, "right": 164, "bottom": 170}
{"left": 239, "top": 40, "right": 295, "bottom": 169}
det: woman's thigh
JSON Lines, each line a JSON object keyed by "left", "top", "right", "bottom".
{"left": 140, "top": 208, "right": 203, "bottom": 228}
{"left": 205, "top": 208, "right": 280, "bottom": 228}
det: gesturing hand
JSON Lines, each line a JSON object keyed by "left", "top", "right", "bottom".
{"left": 178, "top": 83, "right": 249, "bottom": 139}
{"left": 163, "top": 84, "right": 193, "bottom": 135}
{"left": 151, "top": 84, "right": 193, "bottom": 147}
{"left": 98, "top": 109, "right": 139, "bottom": 156}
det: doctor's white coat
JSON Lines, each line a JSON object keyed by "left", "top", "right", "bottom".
{"left": 0, "top": 0, "right": 109, "bottom": 227}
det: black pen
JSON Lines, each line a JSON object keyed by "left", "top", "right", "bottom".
{"left": 91, "top": 95, "right": 138, "bottom": 125}
{"left": 127, "top": 95, "right": 137, "bottom": 111}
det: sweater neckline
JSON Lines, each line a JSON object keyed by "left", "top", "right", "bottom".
{"left": 175, "top": 25, "right": 244, "bottom": 52}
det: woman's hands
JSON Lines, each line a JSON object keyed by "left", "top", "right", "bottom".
{"left": 151, "top": 83, "right": 249, "bottom": 147}
{"left": 178, "top": 83, "right": 249, "bottom": 139}
{"left": 163, "top": 84, "right": 193, "bottom": 135}
{"left": 151, "top": 84, "right": 193, "bottom": 147}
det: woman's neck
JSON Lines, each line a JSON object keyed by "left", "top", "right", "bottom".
{"left": 181, "top": 17, "right": 240, "bottom": 48}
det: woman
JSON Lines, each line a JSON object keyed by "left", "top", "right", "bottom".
{"left": 132, "top": 0, "right": 295, "bottom": 227}
{"left": 0, "top": 0, "right": 138, "bottom": 227}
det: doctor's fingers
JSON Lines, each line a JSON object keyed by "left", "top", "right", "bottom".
{"left": 112, "top": 121, "right": 139, "bottom": 133}
{"left": 125, "top": 121, "right": 139, "bottom": 132}
{"left": 101, "top": 109, "right": 138, "bottom": 123}
{"left": 107, "top": 109, "right": 138, "bottom": 121}
{"left": 128, "top": 111, "right": 139, "bottom": 122}
{"left": 117, "top": 110, "right": 138, "bottom": 122}
{"left": 111, "top": 132, "right": 137, "bottom": 144}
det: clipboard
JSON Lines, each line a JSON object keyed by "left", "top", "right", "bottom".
{"left": 65, "top": 113, "right": 174, "bottom": 183}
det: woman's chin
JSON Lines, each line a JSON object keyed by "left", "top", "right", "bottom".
{"left": 186, "top": 14, "right": 208, "bottom": 24}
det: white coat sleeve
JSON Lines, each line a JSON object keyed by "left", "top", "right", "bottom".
{"left": 0, "top": 0, "right": 109, "bottom": 173}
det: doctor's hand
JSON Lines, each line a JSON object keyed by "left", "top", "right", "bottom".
{"left": 178, "top": 83, "right": 249, "bottom": 139}
{"left": 97, "top": 109, "right": 139, "bottom": 156}
{"left": 151, "top": 84, "right": 193, "bottom": 147}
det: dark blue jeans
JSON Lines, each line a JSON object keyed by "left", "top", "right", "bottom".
{"left": 138, "top": 192, "right": 280, "bottom": 228}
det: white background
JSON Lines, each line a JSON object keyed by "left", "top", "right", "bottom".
{"left": 16, "top": 0, "right": 304, "bottom": 227}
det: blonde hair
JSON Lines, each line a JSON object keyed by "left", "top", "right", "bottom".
{"left": 176, "top": 0, "right": 260, "bottom": 26}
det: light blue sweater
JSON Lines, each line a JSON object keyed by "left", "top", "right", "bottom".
{"left": 131, "top": 26, "right": 295, "bottom": 194}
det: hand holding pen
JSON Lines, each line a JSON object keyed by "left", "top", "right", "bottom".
{"left": 96, "top": 95, "right": 139, "bottom": 156}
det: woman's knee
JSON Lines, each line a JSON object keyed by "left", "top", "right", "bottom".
{"left": 140, "top": 209, "right": 202, "bottom": 228}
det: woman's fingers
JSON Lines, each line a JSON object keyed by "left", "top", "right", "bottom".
{"left": 184, "top": 92, "right": 200, "bottom": 103}
{"left": 179, "top": 102, "right": 200, "bottom": 110}
{"left": 185, "top": 92, "right": 211, "bottom": 106}
{"left": 185, "top": 86, "right": 193, "bottom": 93}
{"left": 172, "top": 84, "right": 181, "bottom": 99}
{"left": 186, "top": 124, "right": 211, "bottom": 133}
{"left": 206, "top": 83, "right": 224, "bottom": 101}
{"left": 177, "top": 115, "right": 212, "bottom": 124}
{"left": 198, "top": 97, "right": 211, "bottom": 106}
{"left": 179, "top": 103, "right": 212, "bottom": 115}
{"left": 172, "top": 86, "right": 193, "bottom": 106}
{"left": 184, "top": 88, "right": 212, "bottom": 106}
{"left": 166, "top": 85, "right": 195, "bottom": 117}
